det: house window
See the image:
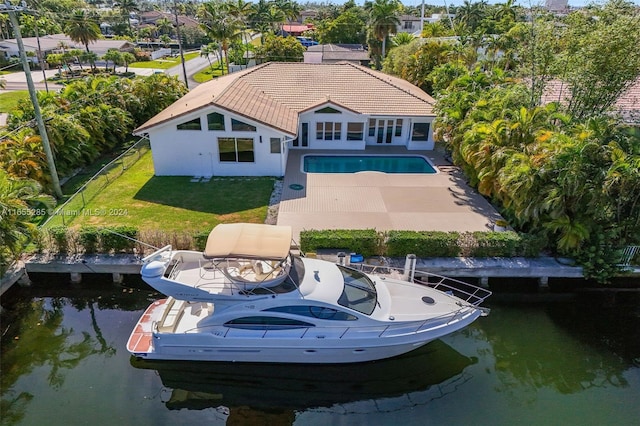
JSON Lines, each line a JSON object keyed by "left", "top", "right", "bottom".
{"left": 270, "top": 137, "right": 281, "bottom": 154}
{"left": 411, "top": 122, "right": 430, "bottom": 141}
{"left": 347, "top": 122, "right": 364, "bottom": 141}
{"left": 176, "top": 117, "right": 201, "bottom": 130}
{"left": 395, "top": 119, "right": 403, "bottom": 137}
{"left": 316, "top": 122, "right": 341, "bottom": 140}
{"left": 207, "top": 112, "right": 225, "bottom": 131}
{"left": 314, "top": 106, "right": 341, "bottom": 114}
{"left": 368, "top": 118, "right": 376, "bottom": 137}
{"left": 231, "top": 118, "right": 256, "bottom": 132}
{"left": 404, "top": 21, "right": 413, "bottom": 30}
{"left": 301, "top": 122, "right": 308, "bottom": 146}
{"left": 218, "top": 137, "right": 254, "bottom": 162}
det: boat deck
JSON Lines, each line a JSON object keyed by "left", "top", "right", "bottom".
{"left": 126, "top": 299, "right": 168, "bottom": 354}
{"left": 171, "top": 260, "right": 284, "bottom": 296}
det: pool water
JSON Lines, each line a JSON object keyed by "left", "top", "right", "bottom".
{"left": 303, "top": 155, "right": 437, "bottom": 174}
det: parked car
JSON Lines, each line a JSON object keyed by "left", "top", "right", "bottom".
{"left": 296, "top": 37, "right": 318, "bottom": 48}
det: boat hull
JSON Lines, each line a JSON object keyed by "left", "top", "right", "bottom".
{"left": 127, "top": 301, "right": 482, "bottom": 363}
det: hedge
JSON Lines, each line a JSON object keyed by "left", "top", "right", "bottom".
{"left": 300, "top": 229, "right": 545, "bottom": 258}
{"left": 386, "top": 230, "right": 460, "bottom": 257}
{"left": 40, "top": 226, "right": 545, "bottom": 259}
{"left": 299, "top": 229, "right": 380, "bottom": 257}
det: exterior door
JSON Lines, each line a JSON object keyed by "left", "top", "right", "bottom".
{"left": 375, "top": 119, "right": 394, "bottom": 144}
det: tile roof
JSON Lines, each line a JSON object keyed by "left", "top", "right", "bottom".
{"left": 542, "top": 77, "right": 640, "bottom": 124}
{"left": 135, "top": 62, "right": 436, "bottom": 135}
{"left": 307, "top": 44, "right": 371, "bottom": 61}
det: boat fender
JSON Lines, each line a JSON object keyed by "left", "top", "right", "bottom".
{"left": 141, "top": 261, "right": 166, "bottom": 278}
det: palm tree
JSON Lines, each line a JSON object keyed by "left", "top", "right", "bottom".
{"left": 455, "top": 0, "right": 486, "bottom": 33}
{"left": 103, "top": 49, "right": 122, "bottom": 72}
{"left": 155, "top": 17, "right": 174, "bottom": 37}
{"left": 64, "top": 10, "right": 102, "bottom": 53}
{"left": 249, "top": 0, "right": 284, "bottom": 42}
{"left": 121, "top": 52, "right": 136, "bottom": 73}
{"left": 369, "top": 0, "right": 401, "bottom": 61}
{"left": 201, "top": 42, "right": 221, "bottom": 71}
{"left": 273, "top": 0, "right": 301, "bottom": 23}
{"left": 0, "top": 129, "right": 47, "bottom": 182}
{"left": 199, "top": 1, "right": 242, "bottom": 74}
{"left": 0, "top": 171, "right": 54, "bottom": 273}
{"left": 227, "top": 0, "right": 253, "bottom": 65}
{"left": 391, "top": 32, "right": 415, "bottom": 47}
{"left": 117, "top": 0, "right": 140, "bottom": 33}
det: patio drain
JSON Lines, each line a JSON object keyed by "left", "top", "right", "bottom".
{"left": 289, "top": 184, "right": 304, "bottom": 190}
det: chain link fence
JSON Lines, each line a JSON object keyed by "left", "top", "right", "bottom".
{"left": 43, "top": 138, "right": 150, "bottom": 228}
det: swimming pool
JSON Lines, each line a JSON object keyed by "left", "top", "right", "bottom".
{"left": 302, "top": 155, "right": 438, "bottom": 174}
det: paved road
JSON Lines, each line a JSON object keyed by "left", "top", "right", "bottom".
{"left": 165, "top": 53, "right": 211, "bottom": 89}
{"left": 0, "top": 52, "right": 212, "bottom": 93}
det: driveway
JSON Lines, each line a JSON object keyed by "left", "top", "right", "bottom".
{"left": 276, "top": 146, "right": 503, "bottom": 242}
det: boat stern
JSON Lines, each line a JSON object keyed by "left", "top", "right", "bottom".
{"left": 126, "top": 299, "right": 168, "bottom": 357}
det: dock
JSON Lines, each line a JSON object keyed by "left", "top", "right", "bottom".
{"left": 2, "top": 253, "right": 638, "bottom": 299}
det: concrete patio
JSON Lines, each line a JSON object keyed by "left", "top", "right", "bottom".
{"left": 276, "top": 146, "right": 504, "bottom": 241}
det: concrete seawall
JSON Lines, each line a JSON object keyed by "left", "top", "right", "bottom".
{"left": 2, "top": 253, "right": 638, "bottom": 298}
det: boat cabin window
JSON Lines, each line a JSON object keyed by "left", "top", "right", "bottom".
{"left": 264, "top": 306, "right": 358, "bottom": 321}
{"left": 336, "top": 266, "right": 377, "bottom": 315}
{"left": 224, "top": 316, "right": 314, "bottom": 330}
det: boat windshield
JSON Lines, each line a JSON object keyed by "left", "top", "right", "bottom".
{"left": 337, "top": 266, "right": 377, "bottom": 315}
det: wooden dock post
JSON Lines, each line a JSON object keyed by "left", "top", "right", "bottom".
{"left": 538, "top": 276, "right": 549, "bottom": 292}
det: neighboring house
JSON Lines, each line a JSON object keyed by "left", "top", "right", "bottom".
{"left": 0, "top": 34, "right": 135, "bottom": 62}
{"left": 138, "top": 11, "right": 200, "bottom": 29}
{"left": 545, "top": 0, "right": 569, "bottom": 12}
{"left": 134, "top": 62, "right": 437, "bottom": 177}
{"left": 424, "top": 13, "right": 455, "bottom": 24}
{"left": 542, "top": 77, "right": 640, "bottom": 126}
{"left": 304, "top": 44, "right": 370, "bottom": 66}
{"left": 397, "top": 15, "right": 421, "bottom": 34}
{"left": 281, "top": 23, "right": 314, "bottom": 37}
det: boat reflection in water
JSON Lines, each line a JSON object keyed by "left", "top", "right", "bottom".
{"left": 131, "top": 339, "right": 476, "bottom": 421}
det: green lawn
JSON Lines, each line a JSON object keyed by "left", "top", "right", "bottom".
{"left": 49, "top": 151, "right": 275, "bottom": 232}
{"left": 193, "top": 61, "right": 228, "bottom": 83}
{"left": 0, "top": 91, "right": 29, "bottom": 113}
{"left": 129, "top": 52, "right": 200, "bottom": 70}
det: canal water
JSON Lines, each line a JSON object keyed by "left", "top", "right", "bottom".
{"left": 1, "top": 274, "right": 639, "bottom": 426}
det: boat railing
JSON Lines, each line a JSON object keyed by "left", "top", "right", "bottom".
{"left": 167, "top": 257, "right": 183, "bottom": 281}
{"left": 142, "top": 245, "right": 173, "bottom": 263}
{"left": 352, "top": 255, "right": 491, "bottom": 306}
{"left": 412, "top": 271, "right": 492, "bottom": 306}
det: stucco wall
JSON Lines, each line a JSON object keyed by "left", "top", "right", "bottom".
{"left": 147, "top": 109, "right": 288, "bottom": 177}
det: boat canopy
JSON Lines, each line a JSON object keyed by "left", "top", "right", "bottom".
{"left": 204, "top": 223, "right": 293, "bottom": 260}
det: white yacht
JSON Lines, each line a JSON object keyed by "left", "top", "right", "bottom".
{"left": 127, "top": 223, "right": 491, "bottom": 363}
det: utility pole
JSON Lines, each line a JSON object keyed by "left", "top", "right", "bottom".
{"left": 173, "top": 0, "right": 189, "bottom": 89}
{"left": 34, "top": 18, "right": 48, "bottom": 93}
{"left": 5, "top": 4, "right": 62, "bottom": 198}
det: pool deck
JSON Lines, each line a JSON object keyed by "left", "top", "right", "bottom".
{"left": 277, "top": 146, "right": 504, "bottom": 242}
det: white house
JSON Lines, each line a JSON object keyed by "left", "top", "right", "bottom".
{"left": 134, "top": 62, "right": 437, "bottom": 177}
